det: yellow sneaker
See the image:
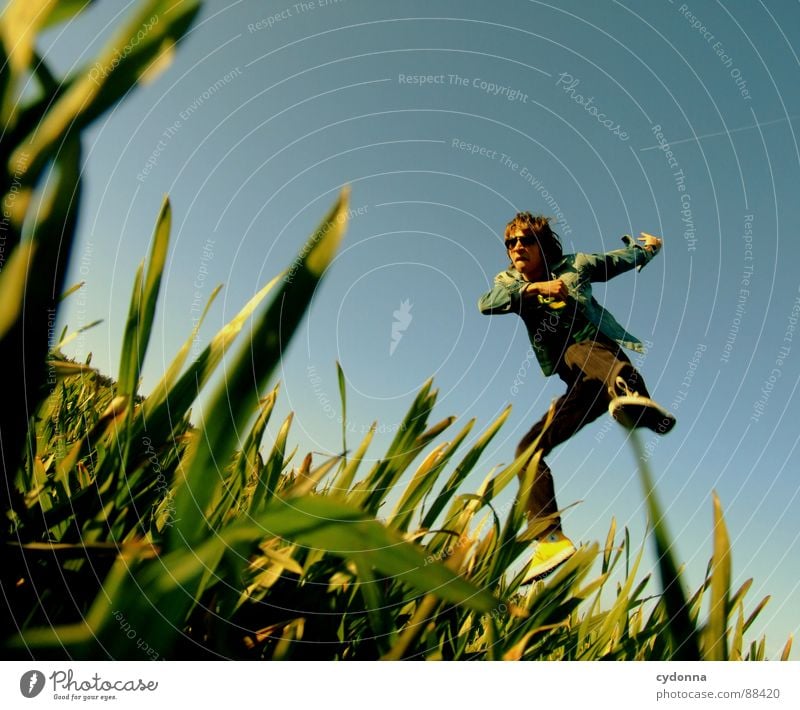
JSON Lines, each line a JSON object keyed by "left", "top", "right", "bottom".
{"left": 522, "top": 533, "right": 576, "bottom": 584}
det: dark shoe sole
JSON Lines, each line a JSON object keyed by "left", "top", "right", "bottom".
{"left": 610, "top": 397, "right": 676, "bottom": 434}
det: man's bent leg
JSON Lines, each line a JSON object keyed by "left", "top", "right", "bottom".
{"left": 570, "top": 337, "right": 677, "bottom": 433}
{"left": 562, "top": 336, "right": 650, "bottom": 400}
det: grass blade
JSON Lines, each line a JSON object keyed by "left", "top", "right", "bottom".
{"left": 171, "top": 189, "right": 351, "bottom": 547}
{"left": 117, "top": 195, "right": 170, "bottom": 397}
{"left": 10, "top": 1, "right": 200, "bottom": 184}
{"left": 627, "top": 429, "right": 700, "bottom": 660}
{"left": 705, "top": 490, "right": 731, "bottom": 660}
{"left": 337, "top": 360, "right": 347, "bottom": 461}
{"left": 0, "top": 241, "right": 35, "bottom": 340}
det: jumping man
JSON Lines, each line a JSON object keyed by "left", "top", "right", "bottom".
{"left": 478, "top": 212, "right": 676, "bottom": 582}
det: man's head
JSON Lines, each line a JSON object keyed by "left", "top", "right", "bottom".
{"left": 503, "top": 212, "right": 563, "bottom": 280}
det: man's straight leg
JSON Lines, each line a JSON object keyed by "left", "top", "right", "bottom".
{"left": 515, "top": 336, "right": 644, "bottom": 529}
{"left": 516, "top": 374, "right": 610, "bottom": 530}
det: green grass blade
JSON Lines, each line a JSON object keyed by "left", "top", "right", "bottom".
{"left": 283, "top": 455, "right": 341, "bottom": 499}
{"left": 602, "top": 517, "right": 617, "bottom": 574}
{"left": 40, "top": 0, "right": 95, "bottom": 30}
{"left": 420, "top": 405, "right": 510, "bottom": 529}
{"left": 328, "top": 424, "right": 375, "bottom": 496}
{"left": 705, "top": 491, "right": 731, "bottom": 660}
{"left": 387, "top": 442, "right": 449, "bottom": 531}
{"left": 780, "top": 635, "right": 793, "bottom": 661}
{"left": 0, "top": 241, "right": 35, "bottom": 340}
{"left": 207, "top": 387, "right": 281, "bottom": 527}
{"left": 52, "top": 319, "right": 102, "bottom": 352}
{"left": 149, "top": 283, "right": 222, "bottom": 397}
{"left": 59, "top": 280, "right": 85, "bottom": 302}
{"left": 170, "top": 189, "right": 351, "bottom": 547}
{"left": 138, "top": 277, "right": 276, "bottom": 439}
{"left": 353, "top": 559, "right": 392, "bottom": 656}
{"left": 0, "top": 0, "right": 60, "bottom": 126}
{"left": 381, "top": 593, "right": 440, "bottom": 660}
{"left": 117, "top": 195, "right": 170, "bottom": 397}
{"left": 349, "top": 381, "right": 437, "bottom": 512}
{"left": 627, "top": 428, "right": 700, "bottom": 660}
{"left": 253, "top": 412, "right": 294, "bottom": 512}
{"left": 244, "top": 495, "right": 499, "bottom": 613}
{"left": 337, "top": 360, "right": 347, "bottom": 460}
{"left": 0, "top": 136, "right": 82, "bottom": 511}
{"left": 9, "top": 0, "right": 201, "bottom": 184}
{"left": 742, "top": 595, "right": 771, "bottom": 634}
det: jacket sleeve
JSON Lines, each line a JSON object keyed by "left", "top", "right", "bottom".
{"left": 478, "top": 272, "right": 528, "bottom": 315}
{"left": 582, "top": 236, "right": 660, "bottom": 283}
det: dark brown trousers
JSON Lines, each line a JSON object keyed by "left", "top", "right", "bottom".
{"left": 515, "top": 336, "right": 650, "bottom": 533}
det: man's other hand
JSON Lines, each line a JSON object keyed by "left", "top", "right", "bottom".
{"left": 638, "top": 232, "right": 662, "bottom": 252}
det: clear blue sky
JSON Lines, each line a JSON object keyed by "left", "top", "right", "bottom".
{"left": 46, "top": 0, "right": 800, "bottom": 658}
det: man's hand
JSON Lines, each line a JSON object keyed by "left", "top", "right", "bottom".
{"left": 527, "top": 279, "right": 569, "bottom": 299}
{"left": 638, "top": 232, "right": 662, "bottom": 252}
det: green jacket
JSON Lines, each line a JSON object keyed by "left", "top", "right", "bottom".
{"left": 478, "top": 237, "right": 660, "bottom": 376}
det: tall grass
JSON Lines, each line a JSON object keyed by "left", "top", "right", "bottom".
{"left": 0, "top": 0, "right": 792, "bottom": 661}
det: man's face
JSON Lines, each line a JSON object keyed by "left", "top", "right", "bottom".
{"left": 506, "top": 227, "right": 545, "bottom": 281}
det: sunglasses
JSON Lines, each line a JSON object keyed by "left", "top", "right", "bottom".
{"left": 504, "top": 235, "right": 537, "bottom": 249}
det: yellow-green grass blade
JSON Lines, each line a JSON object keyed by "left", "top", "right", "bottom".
{"left": 245, "top": 496, "right": 498, "bottom": 613}
{"left": 139, "top": 284, "right": 221, "bottom": 419}
{"left": 0, "top": 0, "right": 59, "bottom": 126}
{"left": 336, "top": 360, "right": 347, "bottom": 461}
{"left": 381, "top": 593, "right": 440, "bottom": 660}
{"left": 52, "top": 319, "right": 102, "bottom": 352}
{"left": 0, "top": 21, "right": 10, "bottom": 125}
{"left": 137, "top": 277, "right": 276, "bottom": 440}
{"left": 40, "top": 0, "right": 95, "bottom": 30}
{"left": 0, "top": 241, "right": 35, "bottom": 340}
{"left": 283, "top": 454, "right": 341, "bottom": 499}
{"left": 205, "top": 389, "right": 281, "bottom": 529}
{"left": 728, "top": 578, "right": 753, "bottom": 617}
{"left": 418, "top": 420, "right": 476, "bottom": 499}
{"left": 170, "top": 189, "right": 350, "bottom": 547}
{"left": 9, "top": 0, "right": 200, "bottom": 185}
{"left": 231, "top": 386, "right": 280, "bottom": 512}
{"left": 353, "top": 558, "right": 393, "bottom": 656}
{"left": 252, "top": 412, "right": 294, "bottom": 513}
{"left": 627, "top": 429, "right": 700, "bottom": 660}
{"left": 705, "top": 491, "right": 731, "bottom": 660}
{"left": 59, "top": 280, "right": 85, "bottom": 302}
{"left": 387, "top": 442, "right": 449, "bottom": 531}
{"left": 389, "top": 418, "right": 477, "bottom": 533}
{"left": 117, "top": 195, "right": 170, "bottom": 397}
{"left": 480, "top": 402, "right": 555, "bottom": 508}
{"left": 780, "top": 635, "right": 793, "bottom": 661}
{"left": 731, "top": 602, "right": 744, "bottom": 660}
{"left": 486, "top": 452, "right": 541, "bottom": 587}
{"left": 328, "top": 423, "right": 376, "bottom": 496}
{"left": 688, "top": 565, "right": 711, "bottom": 627}
{"left": 578, "top": 535, "right": 646, "bottom": 659}
{"left": 349, "top": 382, "right": 438, "bottom": 511}
{"left": 420, "top": 405, "right": 511, "bottom": 530}
{"left": 742, "top": 594, "right": 771, "bottom": 634}
{"left": 515, "top": 543, "right": 599, "bottom": 640}
{"left": 1, "top": 136, "right": 82, "bottom": 509}
{"left": 602, "top": 516, "right": 617, "bottom": 574}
